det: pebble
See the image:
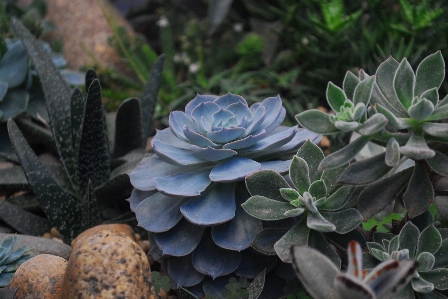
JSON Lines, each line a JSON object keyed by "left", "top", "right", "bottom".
{"left": 0, "top": 233, "right": 72, "bottom": 260}
{"left": 61, "top": 230, "right": 151, "bottom": 298}
{"left": 9, "top": 254, "right": 67, "bottom": 299}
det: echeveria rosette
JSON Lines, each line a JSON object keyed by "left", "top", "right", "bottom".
{"left": 367, "top": 222, "right": 448, "bottom": 298}
{"left": 242, "top": 141, "right": 363, "bottom": 264}
{"left": 128, "top": 93, "right": 320, "bottom": 290}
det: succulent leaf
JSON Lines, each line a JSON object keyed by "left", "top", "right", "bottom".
{"left": 289, "top": 156, "right": 311, "bottom": 194}
{"left": 408, "top": 98, "right": 435, "bottom": 121}
{"left": 414, "top": 51, "right": 445, "bottom": 98}
{"left": 411, "top": 276, "right": 434, "bottom": 293}
{"left": 308, "top": 180, "right": 327, "bottom": 200}
{"left": 242, "top": 195, "right": 293, "bottom": 220}
{"left": 356, "top": 113, "right": 388, "bottom": 136}
{"left": 399, "top": 221, "right": 420, "bottom": 258}
{"left": 295, "top": 109, "right": 339, "bottom": 134}
{"left": 113, "top": 98, "right": 143, "bottom": 157}
{"left": 375, "top": 56, "right": 408, "bottom": 116}
{"left": 419, "top": 269, "right": 448, "bottom": 291}
{"left": 400, "top": 132, "right": 435, "bottom": 160}
{"left": 250, "top": 228, "right": 289, "bottom": 256}
{"left": 433, "top": 239, "right": 448, "bottom": 268}
{"left": 320, "top": 209, "right": 362, "bottom": 234}
{"left": 403, "top": 161, "right": 434, "bottom": 219}
{"left": 358, "top": 167, "right": 413, "bottom": 219}
{"left": 307, "top": 211, "right": 336, "bottom": 232}
{"left": 318, "top": 186, "right": 354, "bottom": 211}
{"left": 417, "top": 252, "right": 436, "bottom": 272}
{"left": 416, "top": 225, "right": 442, "bottom": 257}
{"left": 168, "top": 255, "right": 206, "bottom": 287}
{"left": 338, "top": 152, "right": 391, "bottom": 185}
{"left": 385, "top": 138, "right": 400, "bottom": 166}
{"left": 343, "top": 71, "right": 360, "bottom": 100}
{"left": 245, "top": 170, "right": 290, "bottom": 201}
{"left": 275, "top": 218, "right": 310, "bottom": 262}
{"left": 422, "top": 123, "right": 448, "bottom": 138}
{"left": 375, "top": 104, "right": 412, "bottom": 130}
{"left": 326, "top": 82, "right": 347, "bottom": 112}
{"left": 420, "top": 87, "right": 439, "bottom": 107}
{"left": 394, "top": 58, "right": 416, "bottom": 110}
{"left": 295, "top": 140, "right": 325, "bottom": 182}
{"left": 318, "top": 135, "right": 371, "bottom": 171}
{"left": 353, "top": 76, "right": 375, "bottom": 107}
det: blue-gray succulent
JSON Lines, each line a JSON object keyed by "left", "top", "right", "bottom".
{"left": 128, "top": 93, "right": 320, "bottom": 292}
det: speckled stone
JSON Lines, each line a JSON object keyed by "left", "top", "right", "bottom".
{"left": 61, "top": 230, "right": 151, "bottom": 298}
{"left": 71, "top": 224, "right": 136, "bottom": 249}
{"left": 9, "top": 254, "right": 67, "bottom": 299}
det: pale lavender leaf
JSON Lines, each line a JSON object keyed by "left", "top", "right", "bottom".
{"left": 209, "top": 157, "right": 261, "bottom": 182}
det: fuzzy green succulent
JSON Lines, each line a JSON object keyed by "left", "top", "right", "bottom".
{"left": 242, "top": 140, "right": 363, "bottom": 263}
{"left": 367, "top": 221, "right": 448, "bottom": 298}
{"left": 0, "top": 235, "right": 32, "bottom": 287}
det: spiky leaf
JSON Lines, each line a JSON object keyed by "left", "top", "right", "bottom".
{"left": 8, "top": 119, "right": 82, "bottom": 241}
{"left": 113, "top": 98, "right": 143, "bottom": 157}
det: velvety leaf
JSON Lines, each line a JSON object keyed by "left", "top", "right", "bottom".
{"left": 434, "top": 196, "right": 448, "bottom": 221}
{"left": 375, "top": 104, "right": 412, "bottom": 130}
{"left": 212, "top": 200, "right": 263, "bottom": 251}
{"left": 192, "top": 231, "right": 241, "bottom": 279}
{"left": 309, "top": 180, "right": 326, "bottom": 199}
{"left": 338, "top": 153, "right": 391, "bottom": 185}
{"left": 399, "top": 221, "right": 420, "bottom": 258}
{"left": 250, "top": 228, "right": 289, "bottom": 255}
{"left": 426, "top": 105, "right": 448, "bottom": 121}
{"left": 154, "top": 168, "right": 211, "bottom": 197}
{"left": 408, "top": 98, "right": 434, "bottom": 121}
{"left": 242, "top": 195, "right": 293, "bottom": 221}
{"left": 412, "top": 276, "right": 434, "bottom": 293}
{"left": 113, "top": 98, "right": 143, "bottom": 157}
{"left": 326, "top": 82, "right": 347, "bottom": 112}
{"left": 417, "top": 252, "right": 435, "bottom": 272}
{"left": 7, "top": 119, "right": 83, "bottom": 241}
{"left": 307, "top": 211, "right": 336, "bottom": 232}
{"left": 400, "top": 132, "right": 435, "bottom": 160}
{"left": 394, "top": 58, "right": 415, "bottom": 110}
{"left": 248, "top": 268, "right": 266, "bottom": 299}
{"left": 209, "top": 157, "right": 261, "bottom": 182}
{"left": 367, "top": 242, "right": 386, "bottom": 260}
{"left": 181, "top": 183, "right": 236, "bottom": 225}
{"left": 375, "top": 56, "right": 408, "bottom": 116}
{"left": 295, "top": 109, "right": 339, "bottom": 134}
{"left": 141, "top": 54, "right": 163, "bottom": 141}
{"left": 290, "top": 244, "right": 342, "bottom": 299}
{"left": 155, "top": 218, "right": 205, "bottom": 256}
{"left": 168, "top": 254, "right": 206, "bottom": 287}
{"left": 385, "top": 138, "right": 400, "bottom": 166}
{"left": 319, "top": 186, "right": 354, "bottom": 211}
{"left": 420, "top": 87, "right": 439, "bottom": 107}
{"left": 245, "top": 170, "right": 290, "bottom": 201}
{"left": 234, "top": 251, "right": 274, "bottom": 279}
{"left": 0, "top": 89, "right": 29, "bottom": 122}
{"left": 353, "top": 76, "right": 375, "bottom": 106}
{"left": 321, "top": 166, "right": 345, "bottom": 194}
{"left": 321, "top": 209, "right": 362, "bottom": 233}
{"left": 318, "top": 135, "right": 371, "bottom": 171}
{"left": 289, "top": 156, "right": 310, "bottom": 194}
{"left": 76, "top": 79, "right": 110, "bottom": 192}
{"left": 343, "top": 70, "right": 360, "bottom": 100}
{"left": 417, "top": 225, "right": 442, "bottom": 257}
{"left": 427, "top": 150, "right": 448, "bottom": 178}
{"left": 70, "top": 88, "right": 84, "bottom": 150}
{"left": 357, "top": 113, "right": 388, "bottom": 136}
{"left": 403, "top": 161, "right": 434, "bottom": 219}
{"left": 433, "top": 239, "right": 448, "bottom": 268}
{"left": 415, "top": 51, "right": 445, "bottom": 98}
{"left": 334, "top": 120, "right": 359, "bottom": 132}
{"left": 0, "top": 199, "right": 51, "bottom": 235}
{"left": 308, "top": 230, "right": 341, "bottom": 267}
{"left": 358, "top": 167, "right": 413, "bottom": 219}
{"left": 420, "top": 269, "right": 448, "bottom": 291}
{"left": 422, "top": 123, "right": 448, "bottom": 138}
{"left": 296, "top": 140, "right": 324, "bottom": 182}
{"left": 411, "top": 210, "right": 434, "bottom": 232}
{"left": 12, "top": 19, "right": 76, "bottom": 186}
{"left": 274, "top": 217, "right": 310, "bottom": 262}
{"left": 135, "top": 192, "right": 187, "bottom": 232}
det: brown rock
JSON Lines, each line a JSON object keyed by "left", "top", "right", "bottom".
{"left": 61, "top": 230, "right": 151, "bottom": 298}
{"left": 71, "top": 224, "right": 136, "bottom": 249}
{"left": 10, "top": 254, "right": 67, "bottom": 299}
{"left": 18, "top": 0, "right": 133, "bottom": 71}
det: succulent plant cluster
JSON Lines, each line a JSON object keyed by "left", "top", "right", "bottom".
{"left": 128, "top": 92, "right": 320, "bottom": 294}
{"left": 296, "top": 51, "right": 448, "bottom": 221}
{"left": 0, "top": 235, "right": 32, "bottom": 287}
{"left": 242, "top": 141, "right": 362, "bottom": 264}
{"left": 367, "top": 222, "right": 448, "bottom": 298}
{"left": 0, "top": 19, "right": 162, "bottom": 242}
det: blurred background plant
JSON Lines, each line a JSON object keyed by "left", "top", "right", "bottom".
{"left": 100, "top": 0, "right": 448, "bottom": 130}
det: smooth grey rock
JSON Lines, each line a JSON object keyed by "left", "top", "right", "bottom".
{"left": 0, "top": 233, "right": 72, "bottom": 260}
